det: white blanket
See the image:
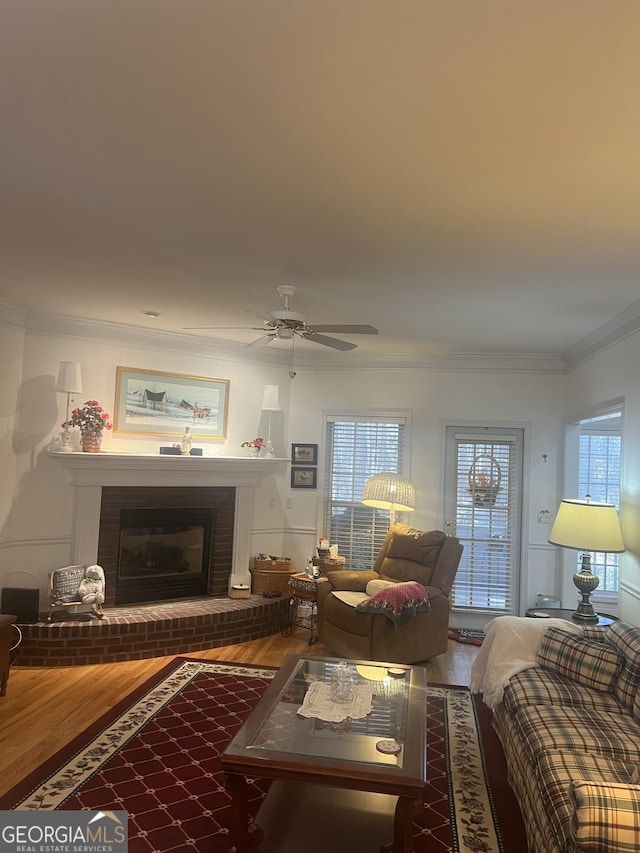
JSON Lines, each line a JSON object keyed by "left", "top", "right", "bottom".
{"left": 331, "top": 590, "right": 368, "bottom": 608}
{"left": 469, "top": 615, "right": 582, "bottom": 710}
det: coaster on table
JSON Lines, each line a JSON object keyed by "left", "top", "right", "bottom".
{"left": 376, "top": 739, "right": 402, "bottom": 755}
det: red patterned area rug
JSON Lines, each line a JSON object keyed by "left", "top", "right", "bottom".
{"left": 0, "top": 658, "right": 525, "bottom": 852}
{"left": 448, "top": 628, "right": 485, "bottom": 646}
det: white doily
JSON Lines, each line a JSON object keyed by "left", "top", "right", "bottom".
{"left": 297, "top": 681, "right": 374, "bottom": 722}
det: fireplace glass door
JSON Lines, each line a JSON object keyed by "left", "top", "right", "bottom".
{"left": 116, "top": 507, "right": 213, "bottom": 604}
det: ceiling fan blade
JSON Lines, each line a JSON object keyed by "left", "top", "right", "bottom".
{"left": 303, "top": 332, "right": 357, "bottom": 351}
{"left": 247, "top": 310, "right": 279, "bottom": 324}
{"left": 245, "top": 333, "right": 277, "bottom": 348}
{"left": 182, "top": 325, "right": 260, "bottom": 330}
{"left": 310, "top": 324, "right": 379, "bottom": 335}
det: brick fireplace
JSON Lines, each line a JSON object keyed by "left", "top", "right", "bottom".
{"left": 50, "top": 453, "right": 285, "bottom": 594}
{"left": 97, "top": 485, "right": 235, "bottom": 606}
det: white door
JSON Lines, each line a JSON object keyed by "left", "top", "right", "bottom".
{"left": 444, "top": 427, "right": 523, "bottom": 627}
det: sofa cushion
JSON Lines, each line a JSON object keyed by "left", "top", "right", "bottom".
{"left": 607, "top": 622, "right": 640, "bottom": 713}
{"left": 533, "top": 750, "right": 638, "bottom": 853}
{"left": 379, "top": 557, "right": 434, "bottom": 586}
{"left": 537, "top": 627, "right": 623, "bottom": 693}
{"left": 355, "top": 580, "right": 430, "bottom": 627}
{"left": 503, "top": 666, "right": 622, "bottom": 717}
{"left": 365, "top": 579, "right": 396, "bottom": 596}
{"left": 570, "top": 780, "right": 640, "bottom": 852}
{"left": 515, "top": 704, "right": 640, "bottom": 766}
{"left": 327, "top": 570, "right": 378, "bottom": 592}
{"left": 386, "top": 530, "right": 445, "bottom": 566}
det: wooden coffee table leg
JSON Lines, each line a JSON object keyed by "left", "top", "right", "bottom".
{"left": 380, "top": 795, "right": 418, "bottom": 853}
{"left": 224, "top": 773, "right": 264, "bottom": 851}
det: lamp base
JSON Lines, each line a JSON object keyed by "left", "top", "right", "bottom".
{"left": 572, "top": 552, "right": 600, "bottom": 623}
{"left": 58, "top": 430, "right": 74, "bottom": 453}
{"left": 263, "top": 438, "right": 275, "bottom": 458}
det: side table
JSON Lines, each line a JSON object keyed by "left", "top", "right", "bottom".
{"left": 283, "top": 573, "right": 327, "bottom": 645}
{"left": 525, "top": 607, "right": 618, "bottom": 627}
{"left": 0, "top": 613, "right": 17, "bottom": 697}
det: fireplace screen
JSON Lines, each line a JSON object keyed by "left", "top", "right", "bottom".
{"left": 116, "top": 507, "right": 213, "bottom": 604}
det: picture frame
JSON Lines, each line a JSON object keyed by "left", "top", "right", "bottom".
{"left": 291, "top": 467, "right": 317, "bottom": 489}
{"left": 291, "top": 443, "right": 318, "bottom": 465}
{"left": 114, "top": 367, "right": 229, "bottom": 440}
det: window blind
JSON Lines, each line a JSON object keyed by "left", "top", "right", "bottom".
{"left": 323, "top": 417, "right": 407, "bottom": 570}
{"left": 451, "top": 436, "right": 520, "bottom": 613}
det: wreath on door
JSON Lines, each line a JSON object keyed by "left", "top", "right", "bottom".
{"left": 467, "top": 455, "right": 501, "bottom": 507}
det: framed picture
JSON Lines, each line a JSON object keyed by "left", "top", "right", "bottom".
{"left": 291, "top": 443, "right": 318, "bottom": 465}
{"left": 114, "top": 367, "right": 229, "bottom": 439}
{"left": 291, "top": 467, "right": 317, "bottom": 489}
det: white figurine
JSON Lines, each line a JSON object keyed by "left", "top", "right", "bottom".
{"left": 181, "top": 426, "right": 192, "bottom": 455}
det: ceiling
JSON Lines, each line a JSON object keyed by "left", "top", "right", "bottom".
{"left": 2, "top": 2, "right": 640, "bottom": 367}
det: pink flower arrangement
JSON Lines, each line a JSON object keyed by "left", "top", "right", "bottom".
{"left": 241, "top": 438, "right": 264, "bottom": 449}
{"left": 63, "top": 400, "right": 113, "bottom": 436}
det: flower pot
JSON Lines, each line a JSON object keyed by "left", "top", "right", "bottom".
{"left": 81, "top": 433, "right": 102, "bottom": 453}
{"left": 248, "top": 445, "right": 260, "bottom": 458}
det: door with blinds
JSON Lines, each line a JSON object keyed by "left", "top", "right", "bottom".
{"left": 444, "top": 427, "right": 523, "bottom": 619}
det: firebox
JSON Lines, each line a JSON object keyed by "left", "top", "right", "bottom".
{"left": 116, "top": 506, "right": 213, "bottom": 605}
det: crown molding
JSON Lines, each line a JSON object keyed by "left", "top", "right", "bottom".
{"left": 14, "top": 303, "right": 566, "bottom": 373}
{"left": 0, "top": 298, "right": 29, "bottom": 330}
{"left": 563, "top": 298, "right": 640, "bottom": 369}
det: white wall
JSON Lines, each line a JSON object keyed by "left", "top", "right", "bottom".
{"left": 285, "top": 366, "right": 566, "bottom": 626}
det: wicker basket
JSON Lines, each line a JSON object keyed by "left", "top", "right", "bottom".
{"left": 313, "top": 556, "right": 346, "bottom": 576}
{"left": 253, "top": 558, "right": 293, "bottom": 572}
{"left": 250, "top": 566, "right": 297, "bottom": 594}
{"left": 229, "top": 584, "right": 251, "bottom": 599}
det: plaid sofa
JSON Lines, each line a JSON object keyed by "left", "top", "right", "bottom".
{"left": 493, "top": 621, "right": 640, "bottom": 853}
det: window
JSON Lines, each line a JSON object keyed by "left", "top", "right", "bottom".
{"left": 579, "top": 413, "right": 621, "bottom": 594}
{"left": 323, "top": 416, "right": 408, "bottom": 569}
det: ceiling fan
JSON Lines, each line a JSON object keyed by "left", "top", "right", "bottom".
{"left": 184, "top": 285, "right": 379, "bottom": 351}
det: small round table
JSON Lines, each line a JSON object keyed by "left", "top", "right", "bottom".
{"left": 283, "top": 573, "right": 327, "bottom": 644}
{"left": 525, "top": 607, "right": 618, "bottom": 627}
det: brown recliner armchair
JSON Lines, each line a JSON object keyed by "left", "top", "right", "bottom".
{"left": 317, "top": 524, "right": 463, "bottom": 664}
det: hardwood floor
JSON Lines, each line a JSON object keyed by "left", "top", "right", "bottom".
{"left": 0, "top": 627, "right": 479, "bottom": 798}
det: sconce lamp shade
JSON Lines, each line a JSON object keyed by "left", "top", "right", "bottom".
{"left": 56, "top": 361, "right": 83, "bottom": 394}
{"left": 549, "top": 499, "right": 624, "bottom": 553}
{"left": 260, "top": 384, "right": 281, "bottom": 412}
{"left": 362, "top": 473, "right": 416, "bottom": 514}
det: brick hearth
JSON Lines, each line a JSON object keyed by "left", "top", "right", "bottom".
{"left": 14, "top": 596, "right": 291, "bottom": 667}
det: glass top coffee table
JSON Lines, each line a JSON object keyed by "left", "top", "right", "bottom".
{"left": 221, "top": 654, "right": 427, "bottom": 853}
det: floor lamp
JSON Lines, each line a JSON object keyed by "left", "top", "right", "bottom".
{"left": 548, "top": 495, "right": 624, "bottom": 622}
{"left": 260, "top": 384, "right": 281, "bottom": 458}
{"left": 362, "top": 472, "right": 416, "bottom": 527}
{"left": 56, "top": 361, "right": 83, "bottom": 453}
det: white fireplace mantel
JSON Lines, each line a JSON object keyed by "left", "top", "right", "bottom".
{"left": 49, "top": 452, "right": 288, "bottom": 590}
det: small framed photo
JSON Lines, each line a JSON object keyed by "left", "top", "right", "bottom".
{"left": 291, "top": 443, "right": 318, "bottom": 465}
{"left": 291, "top": 467, "right": 317, "bottom": 489}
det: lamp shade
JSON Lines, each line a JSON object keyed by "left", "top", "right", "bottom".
{"left": 549, "top": 499, "right": 624, "bottom": 553}
{"left": 56, "top": 361, "right": 83, "bottom": 394}
{"left": 362, "top": 472, "right": 416, "bottom": 513}
{"left": 260, "top": 384, "right": 281, "bottom": 412}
